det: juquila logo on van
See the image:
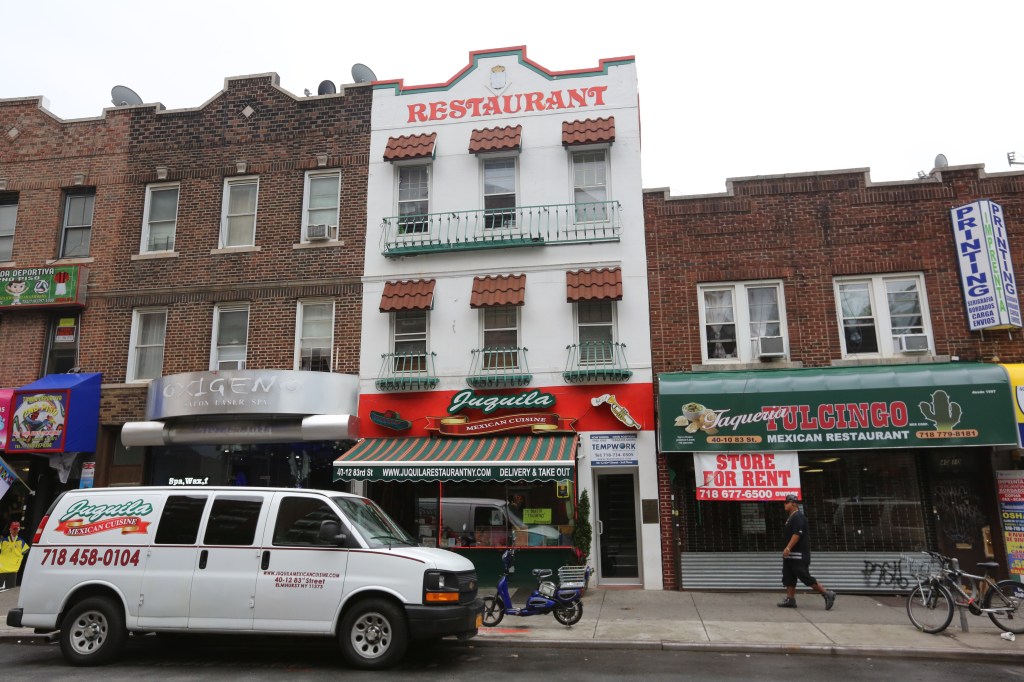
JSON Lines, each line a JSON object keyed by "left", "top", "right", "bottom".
{"left": 55, "top": 498, "right": 154, "bottom": 536}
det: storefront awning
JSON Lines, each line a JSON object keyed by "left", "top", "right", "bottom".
{"left": 658, "top": 363, "right": 1018, "bottom": 453}
{"left": 8, "top": 373, "right": 101, "bottom": 453}
{"left": 333, "top": 435, "right": 577, "bottom": 482}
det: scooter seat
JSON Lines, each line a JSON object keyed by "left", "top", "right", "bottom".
{"left": 531, "top": 568, "right": 553, "bottom": 580}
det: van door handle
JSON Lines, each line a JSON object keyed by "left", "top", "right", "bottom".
{"left": 199, "top": 549, "right": 208, "bottom": 570}
{"left": 598, "top": 520, "right": 604, "bottom": 536}
{"left": 261, "top": 551, "right": 270, "bottom": 570}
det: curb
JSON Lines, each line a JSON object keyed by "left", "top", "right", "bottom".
{"left": 461, "top": 636, "right": 1024, "bottom": 664}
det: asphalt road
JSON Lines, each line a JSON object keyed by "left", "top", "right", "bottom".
{"left": 4, "top": 636, "right": 1022, "bottom": 681}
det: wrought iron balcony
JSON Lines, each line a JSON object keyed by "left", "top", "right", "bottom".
{"left": 375, "top": 351, "right": 440, "bottom": 391}
{"left": 563, "top": 342, "right": 633, "bottom": 383}
{"left": 466, "top": 347, "right": 532, "bottom": 388}
{"left": 381, "top": 201, "right": 621, "bottom": 257}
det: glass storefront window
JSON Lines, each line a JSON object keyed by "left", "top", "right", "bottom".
{"left": 676, "top": 450, "right": 928, "bottom": 553}
{"left": 368, "top": 480, "right": 576, "bottom": 549}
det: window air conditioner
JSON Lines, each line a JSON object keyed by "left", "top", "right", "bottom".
{"left": 307, "top": 224, "right": 334, "bottom": 240}
{"left": 218, "top": 360, "right": 246, "bottom": 370}
{"left": 898, "top": 333, "right": 930, "bottom": 353}
{"left": 755, "top": 335, "right": 786, "bottom": 358}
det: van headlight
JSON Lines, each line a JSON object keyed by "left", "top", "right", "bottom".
{"left": 424, "top": 570, "right": 460, "bottom": 603}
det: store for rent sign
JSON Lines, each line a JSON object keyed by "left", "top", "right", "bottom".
{"left": 694, "top": 453, "right": 800, "bottom": 501}
{"left": 950, "top": 200, "right": 1022, "bottom": 330}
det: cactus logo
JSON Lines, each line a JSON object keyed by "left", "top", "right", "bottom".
{"left": 919, "top": 390, "right": 962, "bottom": 431}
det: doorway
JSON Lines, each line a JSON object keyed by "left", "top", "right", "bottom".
{"left": 595, "top": 471, "right": 641, "bottom": 585}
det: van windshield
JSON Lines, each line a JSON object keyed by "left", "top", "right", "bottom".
{"left": 332, "top": 496, "right": 416, "bottom": 548}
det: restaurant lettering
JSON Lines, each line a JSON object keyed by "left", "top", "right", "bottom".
{"left": 707, "top": 401, "right": 910, "bottom": 432}
{"left": 408, "top": 86, "right": 608, "bottom": 122}
{"left": 447, "top": 389, "right": 556, "bottom": 415}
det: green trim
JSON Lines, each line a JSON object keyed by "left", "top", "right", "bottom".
{"left": 385, "top": 237, "right": 544, "bottom": 257}
{"left": 375, "top": 376, "right": 440, "bottom": 392}
{"left": 466, "top": 374, "right": 533, "bottom": 389}
{"left": 563, "top": 369, "right": 633, "bottom": 384}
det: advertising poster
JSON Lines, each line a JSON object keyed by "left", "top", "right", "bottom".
{"left": 0, "top": 266, "right": 87, "bottom": 309}
{"left": 8, "top": 391, "right": 67, "bottom": 452}
{"left": 80, "top": 461, "right": 96, "bottom": 489}
{"left": 997, "top": 470, "right": 1024, "bottom": 576}
{"left": 0, "top": 388, "right": 11, "bottom": 450}
{"left": 588, "top": 432, "right": 639, "bottom": 467}
{"left": 694, "top": 452, "right": 800, "bottom": 501}
{"left": 0, "top": 457, "right": 16, "bottom": 503}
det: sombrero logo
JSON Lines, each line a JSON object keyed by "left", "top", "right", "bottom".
{"left": 55, "top": 498, "right": 154, "bottom": 536}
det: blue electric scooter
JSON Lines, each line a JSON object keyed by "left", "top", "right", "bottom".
{"left": 481, "top": 547, "right": 590, "bottom": 627}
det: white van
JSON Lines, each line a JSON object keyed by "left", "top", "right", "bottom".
{"left": 5, "top": 487, "right": 483, "bottom": 669}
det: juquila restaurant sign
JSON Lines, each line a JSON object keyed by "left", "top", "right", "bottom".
{"left": 658, "top": 364, "right": 1018, "bottom": 453}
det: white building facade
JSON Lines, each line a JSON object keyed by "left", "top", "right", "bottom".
{"left": 336, "top": 47, "right": 660, "bottom": 588}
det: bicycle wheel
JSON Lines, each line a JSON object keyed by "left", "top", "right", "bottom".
{"left": 906, "top": 582, "right": 954, "bottom": 633}
{"left": 984, "top": 580, "right": 1024, "bottom": 634}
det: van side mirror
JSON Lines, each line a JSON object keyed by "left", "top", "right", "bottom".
{"left": 319, "top": 520, "right": 348, "bottom": 547}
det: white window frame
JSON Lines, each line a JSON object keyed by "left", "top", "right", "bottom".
{"left": 574, "top": 299, "right": 618, "bottom": 365}
{"left": 0, "top": 196, "right": 17, "bottom": 262}
{"left": 60, "top": 191, "right": 95, "bottom": 258}
{"left": 301, "top": 170, "right": 341, "bottom": 242}
{"left": 210, "top": 303, "right": 250, "bottom": 370}
{"left": 570, "top": 148, "right": 610, "bottom": 223}
{"left": 480, "top": 155, "right": 518, "bottom": 230}
{"left": 391, "top": 309, "right": 430, "bottom": 373}
{"left": 126, "top": 307, "right": 168, "bottom": 382}
{"left": 219, "top": 176, "right": 259, "bottom": 247}
{"left": 480, "top": 305, "right": 520, "bottom": 369}
{"left": 395, "top": 163, "right": 431, "bottom": 235}
{"left": 294, "top": 299, "right": 335, "bottom": 371}
{"left": 697, "top": 280, "right": 788, "bottom": 364}
{"left": 834, "top": 273, "right": 932, "bottom": 358}
{"left": 140, "top": 182, "right": 180, "bottom": 253}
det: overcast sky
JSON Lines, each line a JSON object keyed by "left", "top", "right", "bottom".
{"left": 5, "top": 1, "right": 1022, "bottom": 196}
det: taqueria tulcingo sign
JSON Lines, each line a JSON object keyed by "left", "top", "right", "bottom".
{"left": 659, "top": 381, "right": 1017, "bottom": 452}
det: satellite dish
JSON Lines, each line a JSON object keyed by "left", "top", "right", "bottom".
{"left": 110, "top": 85, "right": 143, "bottom": 107}
{"left": 935, "top": 153, "right": 949, "bottom": 168}
{"left": 351, "top": 63, "right": 377, "bottom": 84}
{"left": 317, "top": 80, "right": 337, "bottom": 96}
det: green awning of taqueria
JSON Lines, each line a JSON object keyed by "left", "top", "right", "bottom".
{"left": 333, "top": 435, "right": 577, "bottom": 482}
{"left": 658, "top": 363, "right": 1018, "bottom": 453}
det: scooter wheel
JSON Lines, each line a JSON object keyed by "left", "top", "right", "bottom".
{"left": 482, "top": 596, "right": 505, "bottom": 627}
{"left": 553, "top": 601, "right": 583, "bottom": 627}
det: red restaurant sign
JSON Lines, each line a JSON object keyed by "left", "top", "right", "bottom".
{"left": 425, "top": 413, "right": 575, "bottom": 436}
{"left": 408, "top": 86, "right": 609, "bottom": 122}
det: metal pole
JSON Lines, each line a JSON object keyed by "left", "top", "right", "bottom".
{"left": 951, "top": 558, "right": 969, "bottom": 632}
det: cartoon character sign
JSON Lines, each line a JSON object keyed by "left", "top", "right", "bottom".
{"left": 9, "top": 393, "right": 66, "bottom": 451}
{"left": 5, "top": 280, "right": 27, "bottom": 305}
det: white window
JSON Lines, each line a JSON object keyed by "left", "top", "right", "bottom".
{"left": 397, "top": 165, "right": 429, "bottom": 234}
{"left": 127, "top": 308, "right": 167, "bottom": 381}
{"left": 576, "top": 300, "right": 616, "bottom": 364}
{"left": 296, "top": 300, "right": 334, "bottom": 372}
{"left": 698, "top": 281, "right": 787, "bottom": 363}
{"left": 835, "top": 274, "right": 931, "bottom": 357}
{"left": 482, "top": 157, "right": 517, "bottom": 229}
{"left": 481, "top": 306, "right": 519, "bottom": 369}
{"left": 220, "top": 177, "right": 259, "bottom": 247}
{"left": 0, "top": 196, "right": 17, "bottom": 261}
{"left": 211, "top": 304, "right": 249, "bottom": 370}
{"left": 61, "top": 191, "right": 95, "bottom": 258}
{"left": 572, "top": 150, "right": 608, "bottom": 222}
{"left": 393, "top": 309, "right": 428, "bottom": 372}
{"left": 302, "top": 171, "right": 340, "bottom": 241}
{"left": 141, "top": 183, "right": 179, "bottom": 252}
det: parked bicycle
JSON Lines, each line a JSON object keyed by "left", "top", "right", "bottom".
{"left": 906, "top": 550, "right": 1024, "bottom": 634}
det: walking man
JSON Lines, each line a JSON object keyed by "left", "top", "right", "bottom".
{"left": 778, "top": 494, "right": 836, "bottom": 609}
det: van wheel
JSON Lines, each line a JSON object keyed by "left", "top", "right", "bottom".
{"left": 60, "top": 597, "right": 127, "bottom": 666}
{"left": 339, "top": 598, "right": 408, "bottom": 670}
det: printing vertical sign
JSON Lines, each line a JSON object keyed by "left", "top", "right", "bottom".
{"left": 950, "top": 200, "right": 1022, "bottom": 330}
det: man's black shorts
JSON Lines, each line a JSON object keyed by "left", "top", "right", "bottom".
{"left": 782, "top": 559, "right": 818, "bottom": 588}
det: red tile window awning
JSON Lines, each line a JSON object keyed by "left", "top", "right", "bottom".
{"left": 566, "top": 267, "right": 623, "bottom": 302}
{"left": 468, "top": 125, "right": 522, "bottom": 154}
{"left": 562, "top": 117, "right": 615, "bottom": 146}
{"left": 470, "top": 274, "right": 526, "bottom": 308}
{"left": 383, "top": 133, "right": 437, "bottom": 162}
{"left": 380, "top": 279, "right": 436, "bottom": 312}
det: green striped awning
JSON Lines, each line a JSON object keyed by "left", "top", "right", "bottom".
{"left": 333, "top": 435, "right": 577, "bottom": 482}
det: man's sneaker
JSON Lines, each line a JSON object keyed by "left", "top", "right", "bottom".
{"left": 777, "top": 597, "right": 797, "bottom": 608}
{"left": 824, "top": 590, "right": 836, "bottom": 611}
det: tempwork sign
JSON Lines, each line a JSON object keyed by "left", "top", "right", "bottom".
{"left": 693, "top": 452, "right": 800, "bottom": 502}
{"left": 950, "top": 200, "right": 1022, "bottom": 330}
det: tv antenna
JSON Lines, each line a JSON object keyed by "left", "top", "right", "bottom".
{"left": 351, "top": 63, "right": 377, "bottom": 83}
{"left": 110, "top": 85, "right": 143, "bottom": 107}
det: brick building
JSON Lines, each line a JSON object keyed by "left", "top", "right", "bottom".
{"left": 0, "top": 74, "right": 371, "bottom": 531}
{"left": 645, "top": 165, "right": 1024, "bottom": 592}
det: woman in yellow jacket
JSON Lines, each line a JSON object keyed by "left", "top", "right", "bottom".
{"left": 0, "top": 521, "right": 29, "bottom": 590}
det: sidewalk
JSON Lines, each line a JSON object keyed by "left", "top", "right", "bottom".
{"left": 2, "top": 586, "right": 1021, "bottom": 662}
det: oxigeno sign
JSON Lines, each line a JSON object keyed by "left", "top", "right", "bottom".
{"left": 951, "top": 200, "right": 1022, "bottom": 330}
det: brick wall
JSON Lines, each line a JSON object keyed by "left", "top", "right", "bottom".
{"left": 644, "top": 164, "right": 1024, "bottom": 590}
